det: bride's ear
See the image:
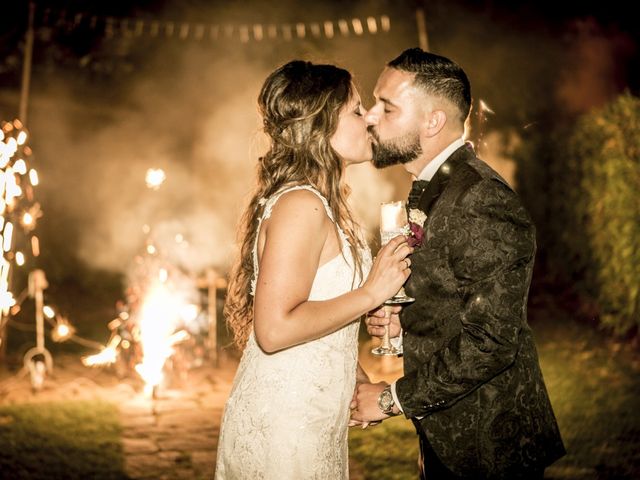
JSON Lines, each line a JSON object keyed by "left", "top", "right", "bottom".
{"left": 421, "top": 110, "right": 447, "bottom": 138}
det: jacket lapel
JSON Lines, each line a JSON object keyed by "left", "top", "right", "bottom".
{"left": 416, "top": 143, "right": 474, "bottom": 215}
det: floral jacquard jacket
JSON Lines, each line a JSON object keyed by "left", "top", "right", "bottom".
{"left": 397, "top": 144, "right": 565, "bottom": 478}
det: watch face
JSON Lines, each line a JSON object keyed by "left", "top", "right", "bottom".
{"left": 379, "top": 389, "right": 393, "bottom": 411}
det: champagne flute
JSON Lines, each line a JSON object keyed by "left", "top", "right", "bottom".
{"left": 371, "top": 200, "right": 414, "bottom": 356}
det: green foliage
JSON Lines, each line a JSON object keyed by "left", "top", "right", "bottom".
{"left": 565, "top": 93, "right": 640, "bottom": 334}
{"left": 0, "top": 400, "right": 128, "bottom": 480}
{"left": 517, "top": 93, "right": 640, "bottom": 336}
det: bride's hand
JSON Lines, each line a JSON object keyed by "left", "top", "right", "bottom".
{"left": 349, "top": 383, "right": 381, "bottom": 429}
{"left": 348, "top": 418, "right": 381, "bottom": 429}
{"left": 361, "top": 235, "right": 413, "bottom": 307}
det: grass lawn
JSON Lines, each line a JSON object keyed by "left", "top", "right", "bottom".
{"left": 535, "top": 307, "right": 640, "bottom": 479}
{"left": 349, "top": 306, "right": 640, "bottom": 479}
{"left": 349, "top": 415, "right": 420, "bottom": 479}
{"left": 0, "top": 400, "right": 128, "bottom": 480}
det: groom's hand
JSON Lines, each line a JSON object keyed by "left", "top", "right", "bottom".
{"left": 366, "top": 306, "right": 402, "bottom": 338}
{"left": 351, "top": 381, "right": 392, "bottom": 423}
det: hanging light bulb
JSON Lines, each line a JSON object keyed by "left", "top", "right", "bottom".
{"left": 13, "top": 159, "right": 27, "bottom": 175}
{"left": 43, "top": 305, "right": 55, "bottom": 319}
{"left": 29, "top": 169, "right": 39, "bottom": 186}
{"left": 31, "top": 235, "right": 40, "bottom": 256}
{"left": 16, "top": 131, "right": 27, "bottom": 145}
{"left": 3, "top": 222, "right": 13, "bottom": 252}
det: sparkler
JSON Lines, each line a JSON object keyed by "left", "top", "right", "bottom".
{"left": 84, "top": 166, "right": 204, "bottom": 397}
{"left": 132, "top": 261, "right": 196, "bottom": 397}
{"left": 82, "top": 334, "right": 121, "bottom": 366}
{"left": 476, "top": 99, "right": 495, "bottom": 156}
{"left": 51, "top": 315, "right": 75, "bottom": 342}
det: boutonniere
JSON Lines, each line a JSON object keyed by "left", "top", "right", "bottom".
{"left": 407, "top": 209, "right": 427, "bottom": 248}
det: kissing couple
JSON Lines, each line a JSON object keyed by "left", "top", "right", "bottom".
{"left": 215, "top": 48, "right": 565, "bottom": 479}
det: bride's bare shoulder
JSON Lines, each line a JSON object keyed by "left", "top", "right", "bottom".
{"left": 267, "top": 189, "right": 330, "bottom": 225}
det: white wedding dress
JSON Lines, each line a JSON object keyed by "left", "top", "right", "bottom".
{"left": 215, "top": 185, "right": 371, "bottom": 479}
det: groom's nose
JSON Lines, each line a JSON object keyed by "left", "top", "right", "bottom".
{"left": 364, "top": 109, "right": 378, "bottom": 126}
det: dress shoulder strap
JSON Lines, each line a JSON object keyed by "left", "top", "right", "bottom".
{"left": 249, "top": 185, "right": 347, "bottom": 296}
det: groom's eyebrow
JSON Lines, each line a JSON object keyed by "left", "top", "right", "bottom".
{"left": 380, "top": 97, "right": 397, "bottom": 108}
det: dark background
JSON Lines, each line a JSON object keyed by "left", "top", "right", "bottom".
{"left": 0, "top": 0, "right": 638, "bottom": 351}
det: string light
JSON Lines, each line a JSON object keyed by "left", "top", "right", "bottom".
{"left": 29, "top": 169, "right": 39, "bottom": 186}
{"left": 33, "top": 7, "right": 392, "bottom": 43}
{"left": 0, "top": 119, "right": 78, "bottom": 364}
{"left": 3, "top": 222, "right": 13, "bottom": 252}
{"left": 43, "top": 305, "right": 55, "bottom": 319}
{"left": 0, "top": 120, "right": 55, "bottom": 391}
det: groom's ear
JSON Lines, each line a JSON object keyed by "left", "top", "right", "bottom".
{"left": 422, "top": 109, "right": 447, "bottom": 138}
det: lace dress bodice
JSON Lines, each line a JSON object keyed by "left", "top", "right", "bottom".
{"left": 215, "top": 185, "right": 372, "bottom": 479}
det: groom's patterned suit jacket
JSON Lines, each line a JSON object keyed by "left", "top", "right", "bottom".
{"left": 397, "top": 144, "right": 565, "bottom": 478}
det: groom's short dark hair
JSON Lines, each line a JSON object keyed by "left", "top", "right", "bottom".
{"left": 388, "top": 48, "right": 471, "bottom": 123}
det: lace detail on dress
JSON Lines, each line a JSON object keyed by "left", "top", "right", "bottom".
{"left": 216, "top": 185, "right": 372, "bottom": 479}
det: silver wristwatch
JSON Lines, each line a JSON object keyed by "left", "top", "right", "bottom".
{"left": 377, "top": 385, "right": 396, "bottom": 415}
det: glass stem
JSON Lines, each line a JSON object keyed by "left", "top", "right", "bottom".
{"left": 380, "top": 305, "right": 393, "bottom": 349}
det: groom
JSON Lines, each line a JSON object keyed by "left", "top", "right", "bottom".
{"left": 352, "top": 48, "right": 565, "bottom": 478}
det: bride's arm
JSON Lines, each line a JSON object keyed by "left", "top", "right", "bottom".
{"left": 253, "top": 190, "right": 411, "bottom": 353}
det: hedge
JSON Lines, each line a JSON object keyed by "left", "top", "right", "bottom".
{"left": 516, "top": 93, "right": 640, "bottom": 336}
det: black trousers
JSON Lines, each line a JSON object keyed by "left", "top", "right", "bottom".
{"left": 417, "top": 429, "right": 460, "bottom": 480}
{"left": 416, "top": 426, "right": 545, "bottom": 480}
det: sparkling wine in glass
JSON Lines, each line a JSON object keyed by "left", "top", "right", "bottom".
{"left": 371, "top": 201, "right": 414, "bottom": 356}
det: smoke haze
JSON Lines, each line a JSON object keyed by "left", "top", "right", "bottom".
{"left": 20, "top": 0, "right": 417, "bottom": 280}
{"left": 2, "top": 0, "right": 634, "bottom": 283}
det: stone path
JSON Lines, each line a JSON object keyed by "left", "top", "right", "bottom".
{"left": 119, "top": 364, "right": 235, "bottom": 480}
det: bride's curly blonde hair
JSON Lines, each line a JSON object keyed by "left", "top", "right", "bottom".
{"left": 224, "top": 60, "right": 365, "bottom": 350}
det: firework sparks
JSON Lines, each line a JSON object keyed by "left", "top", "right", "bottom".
{"left": 82, "top": 334, "right": 121, "bottom": 366}
{"left": 134, "top": 281, "right": 192, "bottom": 396}
{"left": 145, "top": 168, "right": 166, "bottom": 190}
{"left": 51, "top": 316, "right": 76, "bottom": 342}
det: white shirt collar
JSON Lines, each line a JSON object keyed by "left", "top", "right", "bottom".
{"left": 417, "top": 138, "right": 465, "bottom": 181}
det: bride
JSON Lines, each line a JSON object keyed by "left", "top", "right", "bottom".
{"left": 215, "top": 60, "right": 412, "bottom": 479}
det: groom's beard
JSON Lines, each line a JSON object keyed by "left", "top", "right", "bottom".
{"left": 369, "top": 127, "right": 422, "bottom": 169}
